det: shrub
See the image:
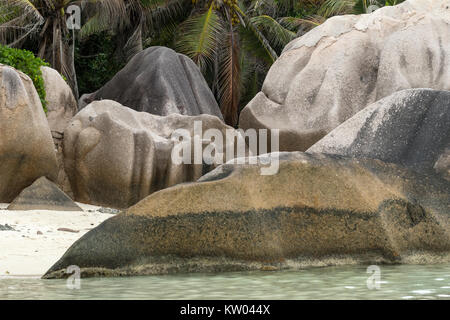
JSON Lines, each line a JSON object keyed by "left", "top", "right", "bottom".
{"left": 0, "top": 45, "right": 49, "bottom": 111}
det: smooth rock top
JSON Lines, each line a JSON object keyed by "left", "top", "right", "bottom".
{"left": 44, "top": 153, "right": 450, "bottom": 278}
{"left": 0, "top": 64, "right": 57, "bottom": 202}
{"left": 79, "top": 47, "right": 223, "bottom": 120}
{"left": 64, "top": 100, "right": 243, "bottom": 208}
{"left": 307, "top": 89, "right": 450, "bottom": 177}
{"left": 40, "top": 66, "right": 78, "bottom": 134}
{"left": 239, "top": 0, "right": 450, "bottom": 151}
{"left": 7, "top": 177, "right": 82, "bottom": 211}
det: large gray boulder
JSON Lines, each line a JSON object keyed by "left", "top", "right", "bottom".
{"left": 64, "top": 100, "right": 244, "bottom": 208}
{"left": 239, "top": 0, "right": 450, "bottom": 151}
{"left": 0, "top": 64, "right": 58, "bottom": 202}
{"left": 308, "top": 89, "right": 450, "bottom": 179}
{"left": 79, "top": 47, "right": 223, "bottom": 120}
{"left": 43, "top": 152, "right": 450, "bottom": 278}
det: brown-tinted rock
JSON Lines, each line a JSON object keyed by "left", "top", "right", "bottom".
{"left": 7, "top": 177, "right": 81, "bottom": 211}
{"left": 0, "top": 64, "right": 58, "bottom": 202}
{"left": 43, "top": 153, "right": 450, "bottom": 278}
{"left": 239, "top": 0, "right": 450, "bottom": 151}
{"left": 64, "top": 100, "right": 245, "bottom": 208}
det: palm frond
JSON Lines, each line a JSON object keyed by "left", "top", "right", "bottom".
{"left": 145, "top": 0, "right": 187, "bottom": 37}
{"left": 2, "top": 0, "right": 43, "bottom": 21}
{"left": 123, "top": 22, "right": 143, "bottom": 60}
{"left": 318, "top": 0, "right": 355, "bottom": 17}
{"left": 88, "top": 0, "right": 129, "bottom": 29}
{"left": 79, "top": 12, "right": 110, "bottom": 39}
{"left": 176, "top": 3, "right": 224, "bottom": 71}
{"left": 233, "top": 3, "right": 277, "bottom": 63}
{"left": 280, "top": 14, "right": 325, "bottom": 34}
{"left": 250, "top": 15, "right": 296, "bottom": 49}
{"left": 218, "top": 29, "right": 240, "bottom": 126}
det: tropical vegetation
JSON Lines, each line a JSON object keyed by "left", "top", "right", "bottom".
{"left": 0, "top": 44, "right": 49, "bottom": 110}
{"left": 0, "top": 0, "right": 405, "bottom": 124}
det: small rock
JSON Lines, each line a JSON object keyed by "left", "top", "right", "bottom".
{"left": 98, "top": 207, "right": 121, "bottom": 214}
{"left": 57, "top": 227, "right": 79, "bottom": 233}
{"left": 0, "top": 224, "right": 14, "bottom": 231}
{"left": 37, "top": 231, "right": 43, "bottom": 235}
{"left": 7, "top": 177, "right": 82, "bottom": 211}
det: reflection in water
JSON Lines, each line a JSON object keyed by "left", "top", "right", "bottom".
{"left": 0, "top": 264, "right": 449, "bottom": 300}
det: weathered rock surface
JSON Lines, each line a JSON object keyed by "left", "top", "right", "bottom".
{"left": 0, "top": 64, "right": 58, "bottom": 202}
{"left": 239, "top": 0, "right": 450, "bottom": 151}
{"left": 44, "top": 153, "right": 450, "bottom": 278}
{"left": 79, "top": 46, "right": 223, "bottom": 120}
{"left": 40, "top": 66, "right": 77, "bottom": 197}
{"left": 7, "top": 177, "right": 81, "bottom": 211}
{"left": 41, "top": 66, "right": 78, "bottom": 135}
{"left": 307, "top": 89, "right": 450, "bottom": 178}
{"left": 64, "top": 100, "right": 244, "bottom": 208}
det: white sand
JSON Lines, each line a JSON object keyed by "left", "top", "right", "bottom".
{"left": 0, "top": 203, "right": 115, "bottom": 277}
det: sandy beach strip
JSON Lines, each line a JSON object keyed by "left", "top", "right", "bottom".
{"left": 0, "top": 203, "right": 115, "bottom": 277}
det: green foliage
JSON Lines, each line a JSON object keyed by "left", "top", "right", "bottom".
{"left": 0, "top": 0, "right": 409, "bottom": 123}
{"left": 75, "top": 33, "right": 126, "bottom": 95}
{"left": 0, "top": 44, "right": 49, "bottom": 111}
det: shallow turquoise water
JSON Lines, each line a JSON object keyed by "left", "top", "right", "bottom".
{"left": 0, "top": 264, "right": 449, "bottom": 300}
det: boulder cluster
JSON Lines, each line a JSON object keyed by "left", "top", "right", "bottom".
{"left": 0, "top": 0, "right": 448, "bottom": 279}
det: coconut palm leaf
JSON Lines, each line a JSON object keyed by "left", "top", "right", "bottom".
{"left": 318, "top": 0, "right": 354, "bottom": 17}
{"left": 218, "top": 28, "right": 240, "bottom": 126}
{"left": 233, "top": 3, "right": 277, "bottom": 63}
{"left": 176, "top": 3, "right": 224, "bottom": 71}
{"left": 2, "top": 0, "right": 42, "bottom": 20}
{"left": 80, "top": 12, "right": 110, "bottom": 38}
{"left": 250, "top": 15, "right": 296, "bottom": 49}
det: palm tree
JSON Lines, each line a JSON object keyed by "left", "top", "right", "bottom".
{"left": 174, "top": 0, "right": 297, "bottom": 125}
{"left": 0, "top": 0, "right": 131, "bottom": 98}
{"left": 0, "top": 0, "right": 168, "bottom": 98}
{"left": 80, "top": 0, "right": 187, "bottom": 63}
{"left": 0, "top": 0, "right": 299, "bottom": 124}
